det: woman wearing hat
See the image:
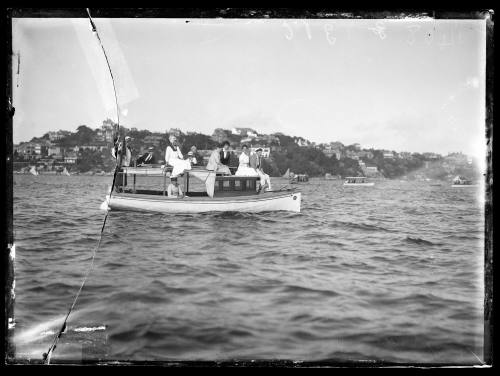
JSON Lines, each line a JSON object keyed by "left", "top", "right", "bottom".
{"left": 165, "top": 135, "right": 191, "bottom": 177}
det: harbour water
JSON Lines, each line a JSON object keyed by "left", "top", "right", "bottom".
{"left": 12, "top": 175, "right": 485, "bottom": 364}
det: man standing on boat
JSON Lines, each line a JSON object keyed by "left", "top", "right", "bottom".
{"left": 250, "top": 148, "right": 272, "bottom": 192}
{"left": 111, "top": 135, "right": 132, "bottom": 192}
{"left": 220, "top": 141, "right": 232, "bottom": 174}
{"left": 165, "top": 135, "right": 192, "bottom": 178}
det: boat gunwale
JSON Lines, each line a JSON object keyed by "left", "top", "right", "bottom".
{"left": 110, "top": 189, "right": 300, "bottom": 204}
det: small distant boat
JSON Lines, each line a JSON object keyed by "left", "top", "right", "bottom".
{"left": 295, "top": 174, "right": 309, "bottom": 182}
{"left": 343, "top": 176, "right": 374, "bottom": 186}
{"left": 62, "top": 167, "right": 71, "bottom": 176}
{"left": 325, "top": 173, "right": 339, "bottom": 180}
{"left": 283, "top": 168, "right": 299, "bottom": 184}
{"left": 451, "top": 175, "right": 478, "bottom": 187}
{"left": 29, "top": 166, "right": 38, "bottom": 176}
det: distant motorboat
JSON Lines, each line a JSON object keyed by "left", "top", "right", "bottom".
{"left": 296, "top": 174, "right": 309, "bottom": 182}
{"left": 452, "top": 175, "right": 477, "bottom": 187}
{"left": 325, "top": 173, "right": 339, "bottom": 180}
{"left": 29, "top": 166, "right": 38, "bottom": 176}
{"left": 283, "top": 169, "right": 299, "bottom": 184}
{"left": 62, "top": 167, "right": 71, "bottom": 176}
{"left": 343, "top": 176, "right": 374, "bottom": 186}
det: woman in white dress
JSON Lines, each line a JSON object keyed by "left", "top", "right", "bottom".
{"left": 235, "top": 144, "right": 259, "bottom": 176}
{"left": 165, "top": 135, "right": 191, "bottom": 178}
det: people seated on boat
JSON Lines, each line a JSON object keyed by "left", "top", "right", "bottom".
{"left": 249, "top": 148, "right": 272, "bottom": 192}
{"left": 206, "top": 143, "right": 231, "bottom": 175}
{"left": 165, "top": 135, "right": 192, "bottom": 178}
{"left": 235, "top": 144, "right": 259, "bottom": 177}
{"left": 111, "top": 136, "right": 132, "bottom": 192}
{"left": 136, "top": 146, "right": 156, "bottom": 166}
{"left": 167, "top": 177, "right": 184, "bottom": 198}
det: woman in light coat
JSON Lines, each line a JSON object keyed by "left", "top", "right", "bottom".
{"left": 165, "top": 135, "right": 191, "bottom": 177}
{"left": 235, "top": 144, "right": 259, "bottom": 176}
{"left": 206, "top": 144, "right": 231, "bottom": 175}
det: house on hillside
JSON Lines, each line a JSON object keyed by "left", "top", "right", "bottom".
{"left": 64, "top": 153, "right": 78, "bottom": 164}
{"left": 48, "top": 130, "right": 72, "bottom": 141}
{"left": 356, "top": 150, "right": 374, "bottom": 159}
{"left": 250, "top": 147, "right": 270, "bottom": 158}
{"left": 423, "top": 152, "right": 442, "bottom": 160}
{"left": 365, "top": 166, "right": 379, "bottom": 177}
{"left": 15, "top": 142, "right": 47, "bottom": 159}
{"left": 168, "top": 128, "right": 183, "bottom": 137}
{"left": 398, "top": 151, "right": 413, "bottom": 159}
{"left": 96, "top": 119, "right": 115, "bottom": 142}
{"left": 383, "top": 151, "right": 394, "bottom": 159}
{"left": 48, "top": 145, "right": 63, "bottom": 157}
{"left": 295, "top": 138, "right": 310, "bottom": 147}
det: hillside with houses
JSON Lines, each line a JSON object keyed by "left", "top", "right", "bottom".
{"left": 13, "top": 120, "right": 481, "bottom": 180}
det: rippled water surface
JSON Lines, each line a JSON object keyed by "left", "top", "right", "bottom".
{"left": 13, "top": 175, "right": 485, "bottom": 364}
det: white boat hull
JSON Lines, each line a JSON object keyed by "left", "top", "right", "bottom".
{"left": 343, "top": 183, "right": 375, "bottom": 186}
{"left": 103, "top": 191, "right": 301, "bottom": 213}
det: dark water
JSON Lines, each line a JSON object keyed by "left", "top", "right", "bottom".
{"left": 12, "top": 175, "right": 485, "bottom": 364}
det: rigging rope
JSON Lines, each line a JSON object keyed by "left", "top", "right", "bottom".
{"left": 42, "top": 9, "right": 122, "bottom": 364}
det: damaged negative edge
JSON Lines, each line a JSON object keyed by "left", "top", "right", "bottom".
{"left": 483, "top": 9, "right": 494, "bottom": 366}
{"left": 4, "top": 11, "right": 16, "bottom": 363}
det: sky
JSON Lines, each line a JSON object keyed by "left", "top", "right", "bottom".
{"left": 12, "top": 17, "right": 486, "bottom": 160}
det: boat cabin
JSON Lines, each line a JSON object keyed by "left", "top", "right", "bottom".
{"left": 452, "top": 175, "right": 472, "bottom": 185}
{"left": 118, "top": 165, "right": 261, "bottom": 198}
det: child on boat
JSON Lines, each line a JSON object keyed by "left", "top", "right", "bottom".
{"left": 167, "top": 177, "right": 184, "bottom": 198}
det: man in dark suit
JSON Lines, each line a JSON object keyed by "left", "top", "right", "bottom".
{"left": 136, "top": 146, "right": 156, "bottom": 166}
{"left": 220, "top": 141, "right": 232, "bottom": 174}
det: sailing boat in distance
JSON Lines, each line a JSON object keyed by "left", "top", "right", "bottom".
{"left": 29, "top": 166, "right": 38, "bottom": 176}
